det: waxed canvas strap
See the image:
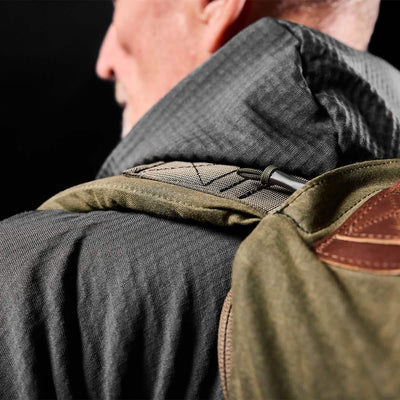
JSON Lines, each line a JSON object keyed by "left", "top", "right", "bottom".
{"left": 39, "top": 174, "right": 263, "bottom": 227}
{"left": 39, "top": 161, "right": 304, "bottom": 226}
{"left": 123, "top": 161, "right": 303, "bottom": 213}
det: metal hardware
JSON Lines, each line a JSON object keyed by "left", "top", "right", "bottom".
{"left": 237, "top": 165, "right": 307, "bottom": 193}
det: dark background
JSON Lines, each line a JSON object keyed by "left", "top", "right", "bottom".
{"left": 0, "top": 0, "right": 121, "bottom": 220}
{"left": 0, "top": 0, "right": 399, "bottom": 220}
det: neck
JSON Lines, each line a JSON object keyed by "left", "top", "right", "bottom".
{"left": 283, "top": 3, "right": 380, "bottom": 51}
{"left": 243, "top": 0, "right": 380, "bottom": 51}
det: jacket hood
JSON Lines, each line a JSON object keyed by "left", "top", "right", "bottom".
{"left": 97, "top": 18, "right": 400, "bottom": 179}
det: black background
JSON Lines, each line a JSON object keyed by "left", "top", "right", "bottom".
{"left": 0, "top": 0, "right": 399, "bottom": 220}
{"left": 0, "top": 0, "right": 121, "bottom": 220}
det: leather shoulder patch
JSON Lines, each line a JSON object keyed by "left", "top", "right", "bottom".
{"left": 313, "top": 179, "right": 400, "bottom": 274}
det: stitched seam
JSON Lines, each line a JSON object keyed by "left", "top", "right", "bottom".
{"left": 279, "top": 160, "right": 400, "bottom": 213}
{"left": 315, "top": 219, "right": 399, "bottom": 257}
{"left": 281, "top": 189, "right": 381, "bottom": 234}
{"left": 348, "top": 190, "right": 392, "bottom": 232}
{"left": 220, "top": 178, "right": 246, "bottom": 193}
{"left": 130, "top": 178, "right": 265, "bottom": 215}
{"left": 352, "top": 209, "right": 400, "bottom": 233}
{"left": 203, "top": 170, "right": 239, "bottom": 186}
{"left": 56, "top": 182, "right": 260, "bottom": 215}
{"left": 139, "top": 164, "right": 213, "bottom": 172}
{"left": 127, "top": 172, "right": 283, "bottom": 210}
{"left": 127, "top": 174, "right": 251, "bottom": 200}
{"left": 346, "top": 233, "right": 400, "bottom": 239}
{"left": 315, "top": 234, "right": 336, "bottom": 254}
{"left": 223, "top": 302, "right": 232, "bottom": 398}
{"left": 239, "top": 185, "right": 265, "bottom": 200}
{"left": 139, "top": 168, "right": 239, "bottom": 187}
{"left": 316, "top": 191, "right": 400, "bottom": 248}
{"left": 314, "top": 190, "right": 399, "bottom": 250}
{"left": 317, "top": 251, "right": 400, "bottom": 268}
{"left": 192, "top": 162, "right": 205, "bottom": 186}
{"left": 128, "top": 162, "right": 166, "bottom": 173}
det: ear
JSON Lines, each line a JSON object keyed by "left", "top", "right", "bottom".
{"left": 201, "top": 0, "right": 247, "bottom": 52}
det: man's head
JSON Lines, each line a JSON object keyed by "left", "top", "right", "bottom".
{"left": 96, "top": 0, "right": 380, "bottom": 136}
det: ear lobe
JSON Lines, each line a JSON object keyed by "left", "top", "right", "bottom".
{"left": 202, "top": 0, "right": 247, "bottom": 52}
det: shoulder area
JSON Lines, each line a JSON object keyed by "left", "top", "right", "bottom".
{"left": 0, "top": 208, "right": 178, "bottom": 236}
{"left": 0, "top": 209, "right": 162, "bottom": 251}
{"left": 0, "top": 209, "right": 176, "bottom": 267}
{"left": 1, "top": 209, "right": 123, "bottom": 233}
{"left": 0, "top": 209, "right": 247, "bottom": 254}
{"left": 0, "top": 209, "right": 130, "bottom": 251}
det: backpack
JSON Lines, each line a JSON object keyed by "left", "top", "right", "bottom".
{"left": 40, "top": 159, "right": 400, "bottom": 399}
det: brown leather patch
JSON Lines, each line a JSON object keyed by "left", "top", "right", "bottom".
{"left": 313, "top": 179, "right": 400, "bottom": 274}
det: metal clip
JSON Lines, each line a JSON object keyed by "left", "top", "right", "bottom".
{"left": 237, "top": 165, "right": 307, "bottom": 193}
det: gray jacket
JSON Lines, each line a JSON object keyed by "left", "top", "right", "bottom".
{"left": 1, "top": 18, "right": 400, "bottom": 399}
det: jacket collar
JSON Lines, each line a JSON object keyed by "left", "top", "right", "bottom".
{"left": 98, "top": 18, "right": 400, "bottom": 179}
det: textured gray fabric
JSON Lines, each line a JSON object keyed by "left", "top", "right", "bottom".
{"left": 1, "top": 17, "right": 400, "bottom": 400}
{"left": 98, "top": 18, "right": 400, "bottom": 180}
{"left": 124, "top": 161, "right": 305, "bottom": 213}
{"left": 0, "top": 210, "right": 249, "bottom": 399}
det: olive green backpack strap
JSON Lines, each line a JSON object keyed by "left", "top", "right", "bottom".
{"left": 226, "top": 159, "right": 400, "bottom": 400}
{"left": 39, "top": 161, "right": 304, "bottom": 227}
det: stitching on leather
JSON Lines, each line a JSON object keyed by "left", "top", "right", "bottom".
{"left": 316, "top": 190, "right": 400, "bottom": 246}
{"left": 348, "top": 233, "right": 400, "bottom": 240}
{"left": 314, "top": 186, "right": 400, "bottom": 268}
{"left": 347, "top": 190, "right": 392, "bottom": 233}
{"left": 315, "top": 233, "right": 336, "bottom": 254}
{"left": 318, "top": 250, "right": 400, "bottom": 269}
{"left": 316, "top": 227, "right": 400, "bottom": 267}
{"left": 352, "top": 209, "right": 400, "bottom": 234}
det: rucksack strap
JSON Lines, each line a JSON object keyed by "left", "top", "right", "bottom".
{"left": 39, "top": 161, "right": 305, "bottom": 227}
